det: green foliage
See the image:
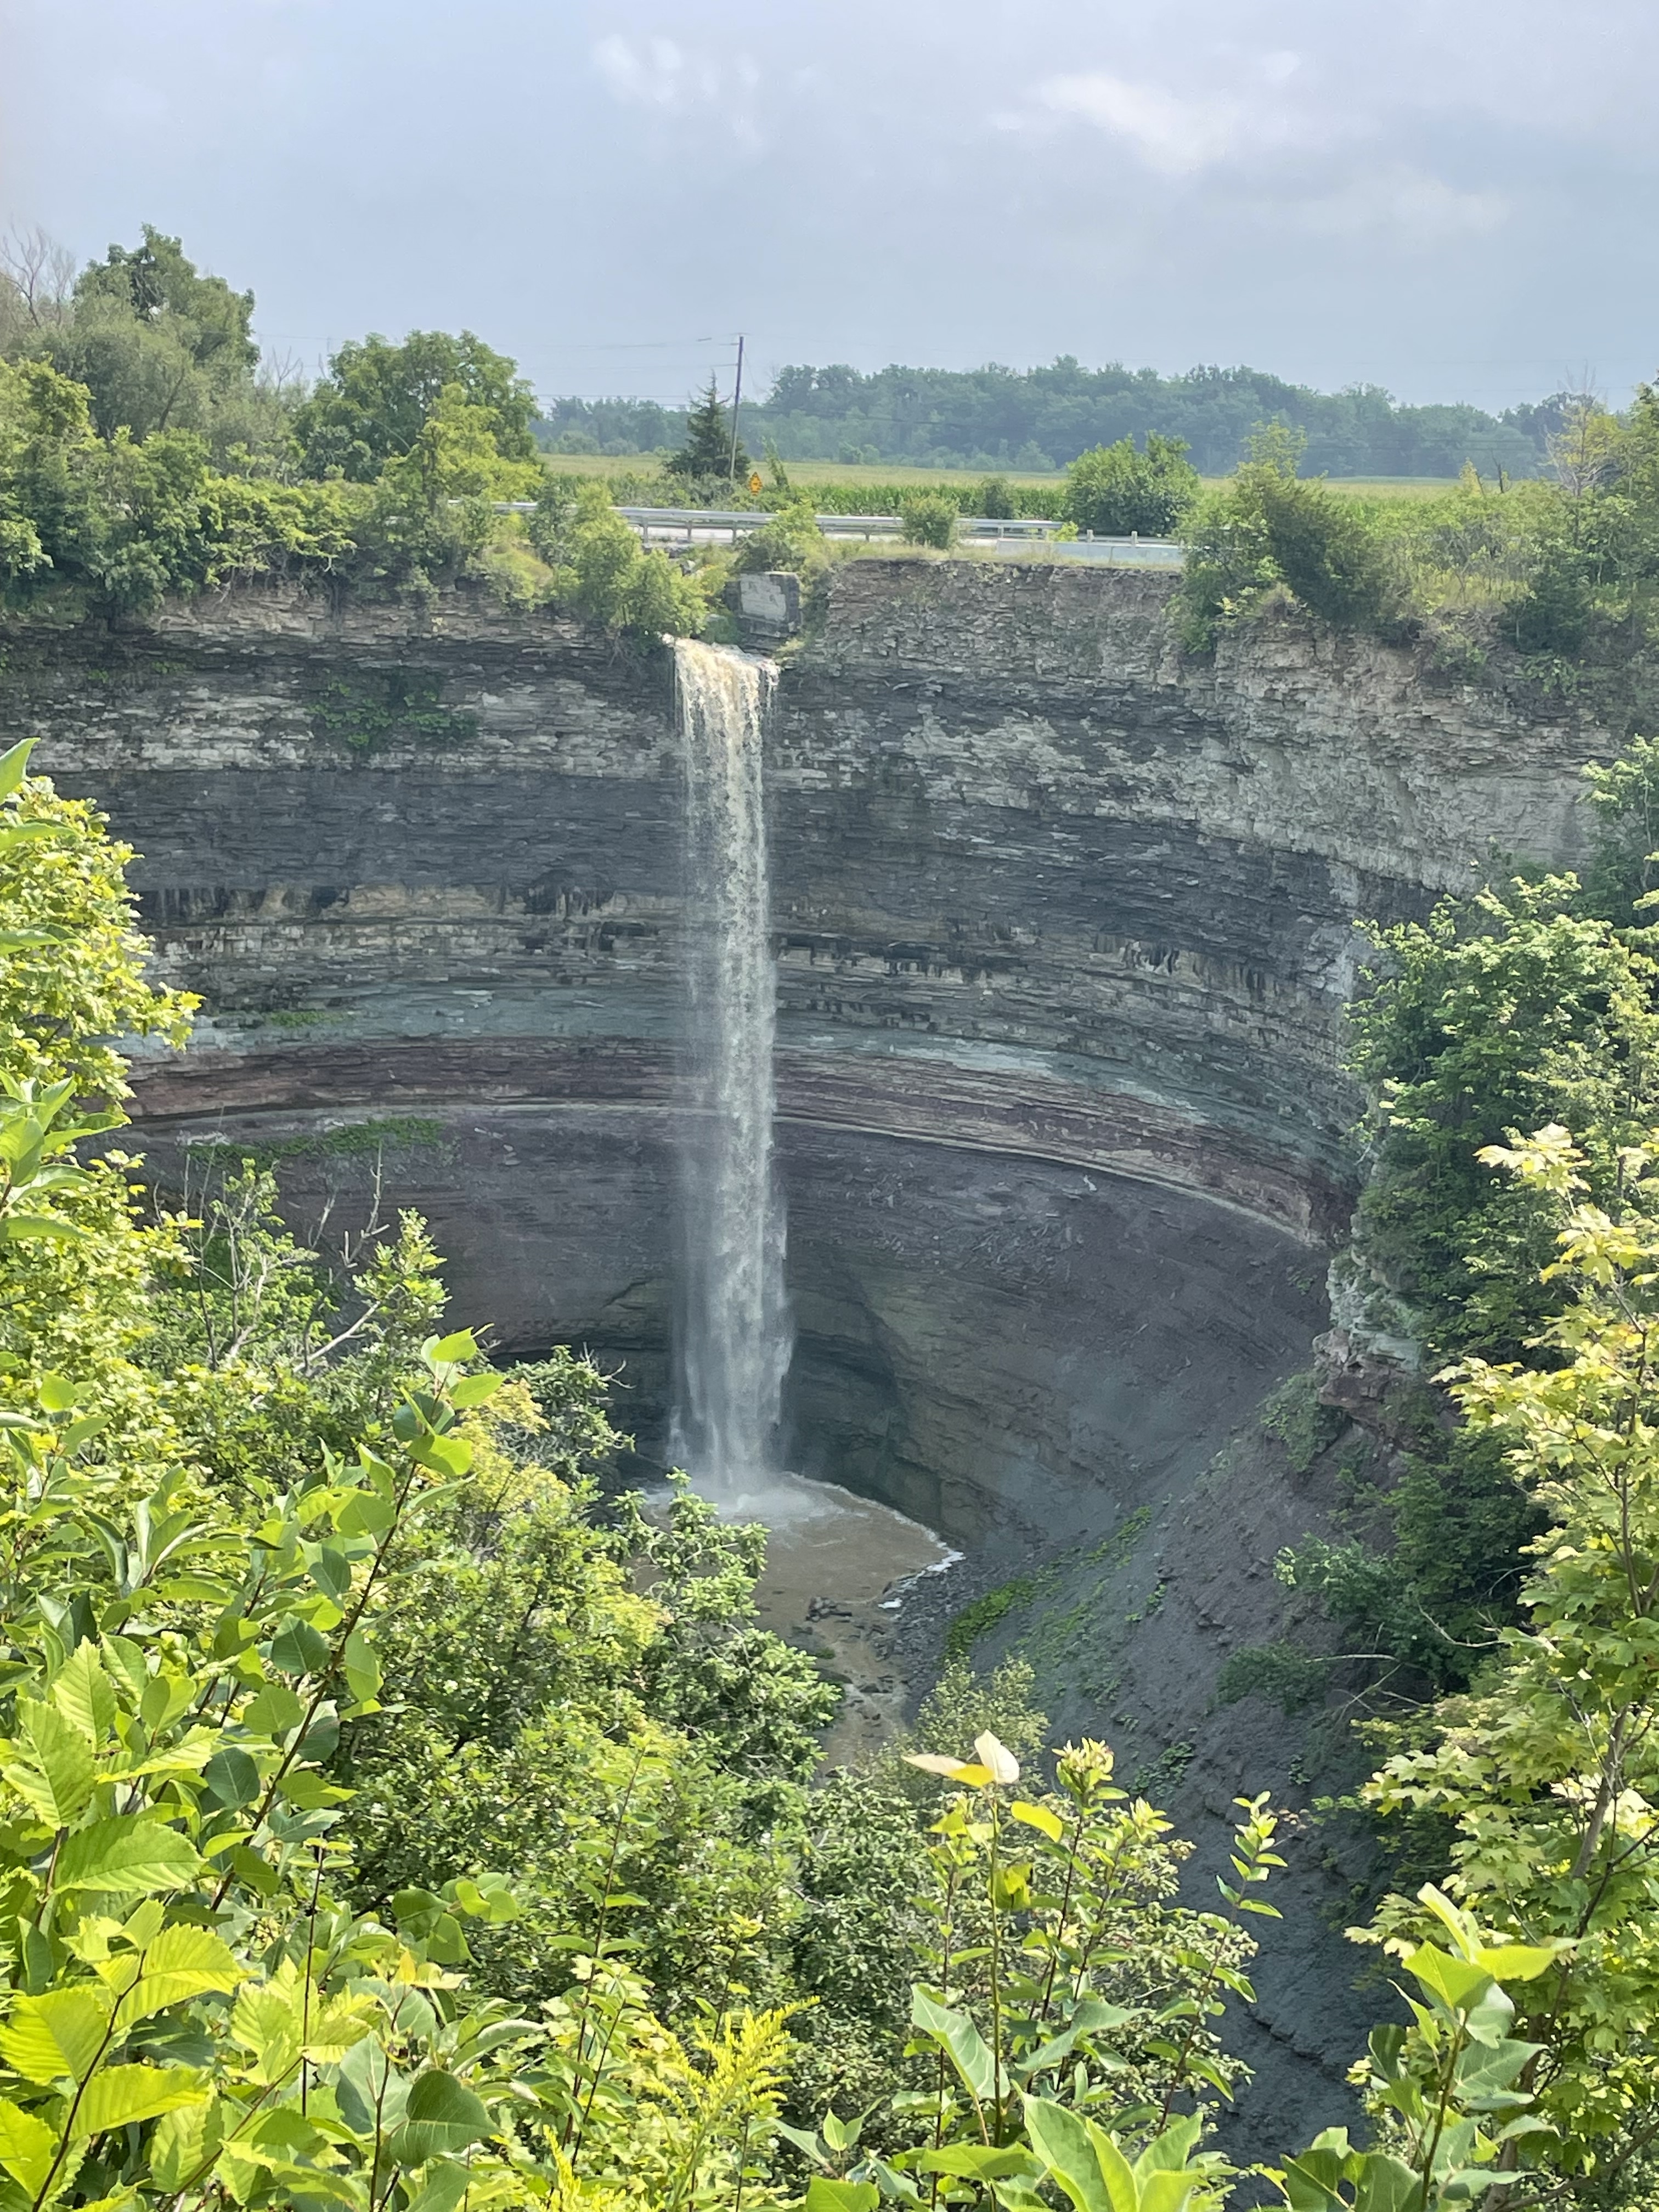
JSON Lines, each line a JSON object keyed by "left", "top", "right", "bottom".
{"left": 668, "top": 380, "right": 747, "bottom": 484}
{"left": 1215, "top": 1641, "right": 1329, "bottom": 1717}
{"left": 1062, "top": 434, "right": 1198, "bottom": 538}
{"left": 536, "top": 481, "right": 710, "bottom": 637}
{"left": 37, "top": 228, "right": 279, "bottom": 463}
{"left": 1502, "top": 390, "right": 1659, "bottom": 659}
{"left": 897, "top": 493, "right": 957, "bottom": 550}
{"left": 1177, "top": 429, "right": 1406, "bottom": 647}
{"left": 307, "top": 669, "right": 478, "bottom": 754}
{"left": 1347, "top": 875, "right": 1659, "bottom": 1361}
{"left": 733, "top": 494, "right": 830, "bottom": 578}
{"left": 0, "top": 752, "right": 829, "bottom": 2209}
{"left": 236, "top": 1116, "right": 449, "bottom": 1166}
{"left": 1274, "top": 1888, "right": 1559, "bottom": 2212}
{"left": 944, "top": 1578, "right": 1042, "bottom": 1664}
{"left": 1261, "top": 1371, "right": 1346, "bottom": 1476}
{"left": 293, "top": 330, "right": 538, "bottom": 482}
{"left": 976, "top": 476, "right": 1015, "bottom": 519}
{"left": 1356, "top": 1124, "right": 1659, "bottom": 2192}
{"left": 554, "top": 359, "right": 1554, "bottom": 477}
{"left": 0, "top": 358, "right": 354, "bottom": 613}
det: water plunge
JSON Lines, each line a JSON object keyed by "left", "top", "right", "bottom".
{"left": 670, "top": 637, "right": 791, "bottom": 1494}
{"left": 668, "top": 637, "right": 955, "bottom": 1736}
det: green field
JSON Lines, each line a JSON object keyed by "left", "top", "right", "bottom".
{"left": 541, "top": 452, "right": 1064, "bottom": 491}
{"left": 537, "top": 450, "right": 1462, "bottom": 508}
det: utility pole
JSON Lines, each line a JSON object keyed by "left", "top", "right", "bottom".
{"left": 727, "top": 333, "right": 745, "bottom": 484}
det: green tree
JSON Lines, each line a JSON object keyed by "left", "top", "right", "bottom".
{"left": 1177, "top": 427, "right": 1406, "bottom": 646}
{"left": 293, "top": 330, "right": 539, "bottom": 481}
{"left": 1062, "top": 433, "right": 1198, "bottom": 537}
{"left": 545, "top": 480, "right": 709, "bottom": 635}
{"left": 32, "top": 229, "right": 289, "bottom": 462}
{"left": 668, "top": 380, "right": 747, "bottom": 483}
{"left": 1359, "top": 1123, "right": 1659, "bottom": 2199}
{"left": 1345, "top": 877, "right": 1659, "bottom": 1361}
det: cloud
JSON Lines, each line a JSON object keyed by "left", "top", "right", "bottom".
{"left": 1294, "top": 165, "right": 1509, "bottom": 242}
{"left": 592, "top": 33, "right": 758, "bottom": 115}
{"left": 1019, "top": 72, "right": 1251, "bottom": 176}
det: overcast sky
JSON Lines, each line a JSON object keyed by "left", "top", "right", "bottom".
{"left": 2, "top": 0, "right": 1655, "bottom": 413}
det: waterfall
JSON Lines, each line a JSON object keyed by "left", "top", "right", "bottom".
{"left": 672, "top": 637, "right": 790, "bottom": 1495}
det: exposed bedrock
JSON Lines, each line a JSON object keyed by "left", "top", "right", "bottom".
{"left": 15, "top": 558, "right": 1609, "bottom": 1541}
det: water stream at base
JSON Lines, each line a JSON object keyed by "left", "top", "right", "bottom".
{"left": 669, "top": 639, "right": 954, "bottom": 1752}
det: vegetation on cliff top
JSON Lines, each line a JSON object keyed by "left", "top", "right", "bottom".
{"left": 0, "top": 228, "right": 721, "bottom": 636}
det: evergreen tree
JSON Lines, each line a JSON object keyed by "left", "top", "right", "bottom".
{"left": 668, "top": 377, "right": 747, "bottom": 482}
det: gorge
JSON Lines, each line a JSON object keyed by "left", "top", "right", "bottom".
{"left": 13, "top": 554, "right": 1621, "bottom": 2148}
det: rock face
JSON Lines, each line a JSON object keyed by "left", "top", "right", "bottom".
{"left": 14, "top": 563, "right": 1605, "bottom": 1539}
{"left": 10, "top": 561, "right": 1613, "bottom": 2145}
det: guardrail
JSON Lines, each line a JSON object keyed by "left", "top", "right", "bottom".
{"left": 493, "top": 501, "right": 1183, "bottom": 567}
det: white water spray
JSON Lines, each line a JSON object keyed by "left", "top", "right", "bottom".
{"left": 672, "top": 637, "right": 791, "bottom": 1494}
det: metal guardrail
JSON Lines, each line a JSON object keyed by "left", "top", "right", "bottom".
{"left": 494, "top": 501, "right": 1183, "bottom": 566}
{"left": 616, "top": 507, "right": 1183, "bottom": 563}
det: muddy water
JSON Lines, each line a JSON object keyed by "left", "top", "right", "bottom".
{"left": 736, "top": 1475, "right": 958, "bottom": 1765}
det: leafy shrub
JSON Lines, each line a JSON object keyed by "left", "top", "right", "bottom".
{"left": 898, "top": 492, "right": 957, "bottom": 548}
{"left": 975, "top": 474, "right": 1015, "bottom": 518}
{"left": 537, "top": 480, "right": 709, "bottom": 636}
{"left": 1177, "top": 427, "right": 1407, "bottom": 646}
{"left": 1216, "top": 1639, "right": 1328, "bottom": 1715}
{"left": 1061, "top": 432, "right": 1198, "bottom": 537}
{"left": 732, "top": 492, "right": 828, "bottom": 577}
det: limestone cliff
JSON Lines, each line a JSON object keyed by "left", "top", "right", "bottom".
{"left": 4, "top": 559, "right": 1618, "bottom": 2148}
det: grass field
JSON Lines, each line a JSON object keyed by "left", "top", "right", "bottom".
{"left": 537, "top": 450, "right": 1463, "bottom": 504}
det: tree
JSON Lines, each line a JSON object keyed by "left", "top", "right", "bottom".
{"left": 668, "top": 380, "right": 747, "bottom": 483}
{"left": 1062, "top": 432, "right": 1198, "bottom": 537}
{"left": 1359, "top": 1123, "right": 1659, "bottom": 2199}
{"left": 1177, "top": 426, "right": 1406, "bottom": 645}
{"left": 293, "top": 330, "right": 539, "bottom": 481}
{"left": 36, "top": 228, "right": 267, "bottom": 450}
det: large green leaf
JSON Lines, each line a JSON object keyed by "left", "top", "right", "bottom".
{"left": 4, "top": 1698, "right": 95, "bottom": 1826}
{"left": 1349, "top": 2151, "right": 1422, "bottom": 2212}
{"left": 267, "top": 1617, "right": 331, "bottom": 1677}
{"left": 54, "top": 1816, "right": 204, "bottom": 1896}
{"left": 202, "top": 1747, "right": 261, "bottom": 1810}
{"left": 0, "top": 2095, "right": 57, "bottom": 2193}
{"left": 403, "top": 2164, "right": 473, "bottom": 2212}
{"left": 1405, "top": 1945, "right": 1494, "bottom": 2016}
{"left": 0, "top": 1988, "right": 111, "bottom": 2083}
{"left": 918, "top": 2146, "right": 1039, "bottom": 2179}
{"left": 910, "top": 1988, "right": 1002, "bottom": 2104}
{"left": 118, "top": 1925, "right": 246, "bottom": 2022}
{"left": 53, "top": 1645, "right": 117, "bottom": 1749}
{"left": 1023, "top": 2097, "right": 1135, "bottom": 2212}
{"left": 148, "top": 2097, "right": 223, "bottom": 2193}
{"left": 0, "top": 738, "right": 37, "bottom": 801}
{"left": 73, "top": 2063, "right": 210, "bottom": 2138}
{"left": 804, "top": 2183, "right": 879, "bottom": 2212}
{"left": 384, "top": 2069, "right": 493, "bottom": 2165}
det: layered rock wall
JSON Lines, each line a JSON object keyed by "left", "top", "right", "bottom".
{"left": 10, "top": 564, "right": 1609, "bottom": 1537}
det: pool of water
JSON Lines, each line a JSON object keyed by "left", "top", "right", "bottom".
{"left": 727, "top": 1473, "right": 958, "bottom": 1764}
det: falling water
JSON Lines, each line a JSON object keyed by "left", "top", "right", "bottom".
{"left": 672, "top": 637, "right": 790, "bottom": 1494}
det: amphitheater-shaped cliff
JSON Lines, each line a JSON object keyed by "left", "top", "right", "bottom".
{"left": 9, "top": 558, "right": 1615, "bottom": 2149}
{"left": 15, "top": 560, "right": 1601, "bottom": 1538}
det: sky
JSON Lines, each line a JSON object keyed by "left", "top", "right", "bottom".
{"left": 1, "top": 0, "right": 1655, "bottom": 415}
